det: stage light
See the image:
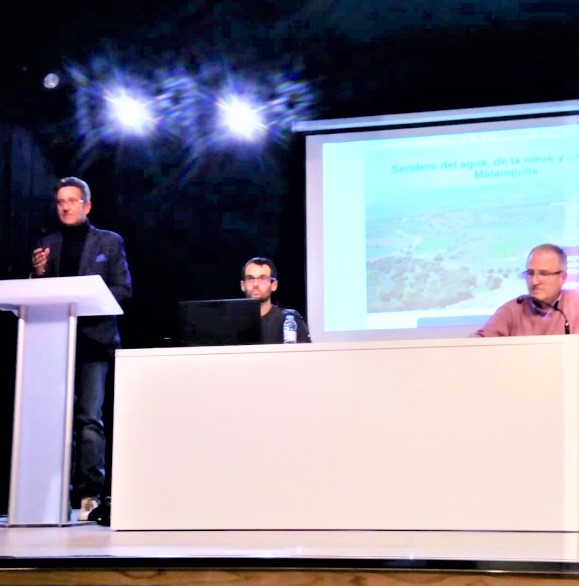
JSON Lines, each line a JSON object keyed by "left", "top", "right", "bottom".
{"left": 267, "top": 73, "right": 317, "bottom": 140}
{"left": 154, "top": 69, "right": 203, "bottom": 149}
{"left": 43, "top": 73, "right": 60, "bottom": 90}
{"left": 217, "top": 95, "right": 267, "bottom": 141}
{"left": 67, "top": 55, "right": 317, "bottom": 168}
{"left": 105, "top": 89, "right": 156, "bottom": 136}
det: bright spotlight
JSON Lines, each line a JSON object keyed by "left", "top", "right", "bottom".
{"left": 43, "top": 73, "right": 60, "bottom": 90}
{"left": 218, "top": 96, "right": 266, "bottom": 141}
{"left": 105, "top": 89, "right": 155, "bottom": 136}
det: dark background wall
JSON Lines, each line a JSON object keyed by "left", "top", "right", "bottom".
{"left": 1, "top": 0, "right": 578, "bottom": 513}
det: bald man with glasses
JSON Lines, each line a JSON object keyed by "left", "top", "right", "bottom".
{"left": 473, "top": 243, "right": 579, "bottom": 337}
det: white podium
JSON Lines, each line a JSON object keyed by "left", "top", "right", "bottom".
{"left": 0, "top": 275, "right": 122, "bottom": 526}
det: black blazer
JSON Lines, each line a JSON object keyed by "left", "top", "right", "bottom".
{"left": 38, "top": 224, "right": 133, "bottom": 350}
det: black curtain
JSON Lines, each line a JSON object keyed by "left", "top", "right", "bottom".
{"left": 0, "top": 121, "right": 57, "bottom": 514}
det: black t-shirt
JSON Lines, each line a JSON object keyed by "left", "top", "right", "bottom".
{"left": 260, "top": 304, "right": 311, "bottom": 344}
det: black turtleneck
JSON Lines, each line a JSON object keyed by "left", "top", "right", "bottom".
{"left": 60, "top": 221, "right": 90, "bottom": 277}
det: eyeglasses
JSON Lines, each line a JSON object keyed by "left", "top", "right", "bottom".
{"left": 56, "top": 198, "right": 85, "bottom": 207}
{"left": 243, "top": 275, "right": 276, "bottom": 284}
{"left": 521, "top": 269, "right": 563, "bottom": 279}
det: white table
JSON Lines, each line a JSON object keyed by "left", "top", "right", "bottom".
{"left": 111, "top": 336, "right": 579, "bottom": 531}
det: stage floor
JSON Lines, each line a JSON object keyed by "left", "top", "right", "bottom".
{"left": 2, "top": 514, "right": 579, "bottom": 574}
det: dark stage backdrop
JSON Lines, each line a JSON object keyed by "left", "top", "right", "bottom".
{"left": 0, "top": 120, "right": 308, "bottom": 514}
{"left": 0, "top": 122, "right": 60, "bottom": 513}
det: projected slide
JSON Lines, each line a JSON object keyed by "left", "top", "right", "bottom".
{"left": 305, "top": 103, "right": 579, "bottom": 341}
{"left": 364, "top": 122, "right": 579, "bottom": 315}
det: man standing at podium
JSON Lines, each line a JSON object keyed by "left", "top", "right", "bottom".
{"left": 473, "top": 243, "right": 579, "bottom": 337}
{"left": 31, "top": 176, "right": 132, "bottom": 521}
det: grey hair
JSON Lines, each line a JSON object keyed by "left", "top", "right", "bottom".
{"left": 55, "top": 177, "right": 92, "bottom": 203}
{"left": 527, "top": 243, "right": 567, "bottom": 270}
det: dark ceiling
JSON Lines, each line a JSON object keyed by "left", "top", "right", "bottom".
{"left": 2, "top": 0, "right": 578, "bottom": 120}
{"left": 0, "top": 0, "right": 577, "bottom": 187}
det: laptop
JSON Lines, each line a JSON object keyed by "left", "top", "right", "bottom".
{"left": 177, "top": 298, "right": 261, "bottom": 347}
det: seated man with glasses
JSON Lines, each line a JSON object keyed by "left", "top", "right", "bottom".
{"left": 240, "top": 256, "right": 311, "bottom": 343}
{"left": 31, "top": 176, "right": 132, "bottom": 521}
{"left": 472, "top": 243, "right": 579, "bottom": 337}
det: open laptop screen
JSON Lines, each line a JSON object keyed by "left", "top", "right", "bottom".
{"left": 177, "top": 298, "right": 261, "bottom": 347}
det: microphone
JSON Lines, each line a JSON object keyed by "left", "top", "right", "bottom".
{"left": 517, "top": 295, "right": 570, "bottom": 334}
{"left": 552, "top": 300, "right": 571, "bottom": 335}
{"left": 516, "top": 294, "right": 542, "bottom": 306}
{"left": 34, "top": 226, "right": 48, "bottom": 251}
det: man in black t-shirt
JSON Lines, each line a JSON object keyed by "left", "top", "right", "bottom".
{"left": 240, "top": 256, "right": 311, "bottom": 344}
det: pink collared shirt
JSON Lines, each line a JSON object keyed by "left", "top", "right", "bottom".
{"left": 472, "top": 289, "right": 579, "bottom": 337}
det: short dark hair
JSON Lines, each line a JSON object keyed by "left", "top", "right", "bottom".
{"left": 55, "top": 177, "right": 92, "bottom": 203}
{"left": 527, "top": 243, "right": 567, "bottom": 271}
{"left": 241, "top": 257, "right": 278, "bottom": 280}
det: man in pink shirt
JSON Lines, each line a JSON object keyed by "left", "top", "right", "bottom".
{"left": 473, "top": 243, "right": 579, "bottom": 337}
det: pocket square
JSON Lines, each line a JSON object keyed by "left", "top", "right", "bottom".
{"left": 95, "top": 253, "right": 107, "bottom": 263}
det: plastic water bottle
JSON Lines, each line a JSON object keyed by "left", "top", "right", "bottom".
{"left": 283, "top": 313, "right": 298, "bottom": 344}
